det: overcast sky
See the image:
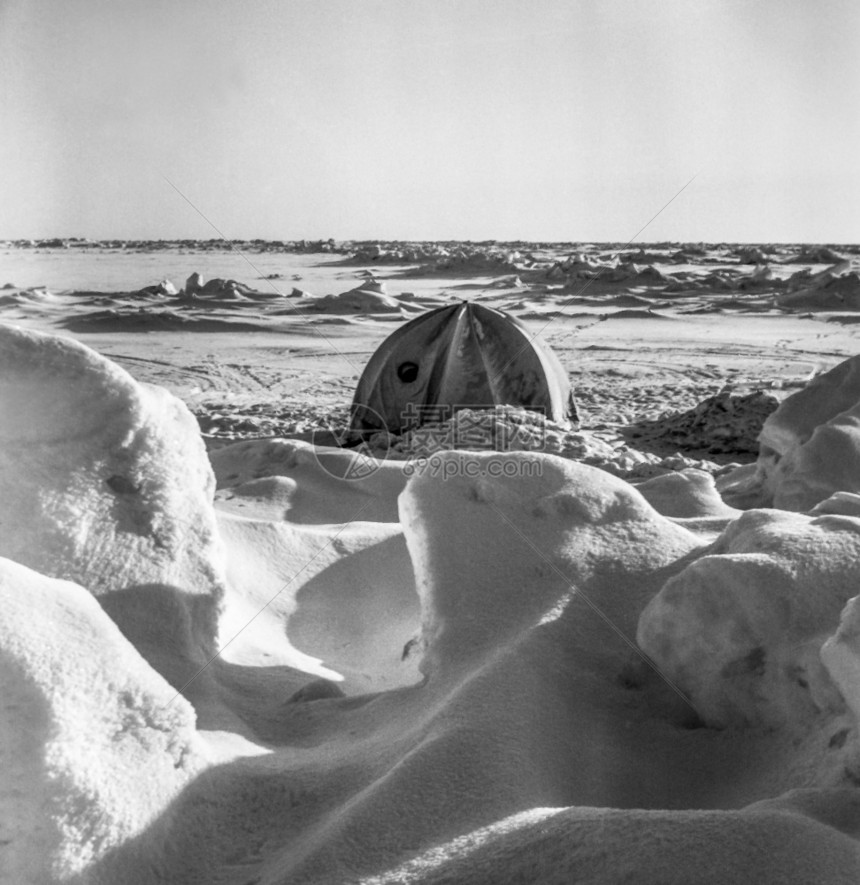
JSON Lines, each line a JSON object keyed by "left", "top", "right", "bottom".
{"left": 1, "top": 0, "right": 858, "bottom": 243}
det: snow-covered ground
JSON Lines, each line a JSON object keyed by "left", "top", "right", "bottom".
{"left": 2, "top": 243, "right": 860, "bottom": 883}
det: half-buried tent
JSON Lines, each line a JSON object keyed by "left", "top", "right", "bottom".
{"left": 350, "top": 301, "right": 578, "bottom": 436}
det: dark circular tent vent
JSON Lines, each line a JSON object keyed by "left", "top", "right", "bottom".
{"left": 396, "top": 361, "right": 419, "bottom": 383}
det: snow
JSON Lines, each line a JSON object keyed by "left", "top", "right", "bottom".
{"left": 0, "top": 323, "right": 225, "bottom": 610}
{"left": 769, "top": 402, "right": 860, "bottom": 511}
{"left": 362, "top": 794, "right": 860, "bottom": 884}
{"left": 634, "top": 468, "right": 740, "bottom": 519}
{"left": 822, "top": 594, "right": 860, "bottom": 729}
{"left": 760, "top": 355, "right": 860, "bottom": 466}
{"left": 3, "top": 304, "right": 860, "bottom": 881}
{"left": 720, "top": 354, "right": 860, "bottom": 511}
{"left": 638, "top": 505, "right": 860, "bottom": 728}
{"left": 0, "top": 557, "right": 207, "bottom": 882}
{"left": 214, "top": 487, "right": 421, "bottom": 690}
{"left": 400, "top": 450, "right": 701, "bottom": 674}
{"left": 309, "top": 283, "right": 406, "bottom": 314}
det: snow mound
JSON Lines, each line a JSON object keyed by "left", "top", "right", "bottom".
{"left": 724, "top": 355, "right": 860, "bottom": 509}
{"left": 6, "top": 325, "right": 860, "bottom": 882}
{"left": 401, "top": 451, "right": 701, "bottom": 673}
{"left": 367, "top": 791, "right": 860, "bottom": 885}
{"left": 735, "top": 246, "right": 770, "bottom": 264}
{"left": 0, "top": 286, "right": 59, "bottom": 307}
{"left": 310, "top": 283, "right": 405, "bottom": 313}
{"left": 624, "top": 389, "right": 779, "bottom": 457}
{"left": 0, "top": 323, "right": 225, "bottom": 662}
{"left": 776, "top": 260, "right": 860, "bottom": 310}
{"left": 104, "top": 453, "right": 709, "bottom": 883}
{"left": 787, "top": 246, "right": 847, "bottom": 264}
{"left": 821, "top": 558, "right": 860, "bottom": 731}
{"left": 209, "top": 440, "right": 421, "bottom": 691}
{"left": 137, "top": 279, "right": 178, "bottom": 296}
{"left": 637, "top": 506, "right": 860, "bottom": 727}
{"left": 360, "top": 407, "right": 721, "bottom": 492}
{"left": 183, "top": 272, "right": 273, "bottom": 299}
{"left": 209, "top": 437, "right": 409, "bottom": 522}
{"left": 0, "top": 557, "right": 207, "bottom": 883}
{"left": 386, "top": 407, "right": 603, "bottom": 460}
{"left": 769, "top": 402, "right": 860, "bottom": 510}
{"left": 759, "top": 356, "right": 860, "bottom": 460}
{"left": 633, "top": 468, "right": 740, "bottom": 519}
{"left": 778, "top": 275, "right": 860, "bottom": 311}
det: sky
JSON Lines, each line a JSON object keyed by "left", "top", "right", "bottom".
{"left": 1, "top": 0, "right": 858, "bottom": 243}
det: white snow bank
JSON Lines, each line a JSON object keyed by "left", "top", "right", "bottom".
{"left": 209, "top": 437, "right": 409, "bottom": 523}
{"left": 92, "top": 451, "right": 860, "bottom": 883}
{"left": 760, "top": 355, "right": 860, "bottom": 464}
{"left": 207, "top": 438, "right": 421, "bottom": 691}
{"left": 0, "top": 557, "right": 207, "bottom": 884}
{"left": 183, "top": 272, "right": 272, "bottom": 299}
{"left": 5, "top": 317, "right": 860, "bottom": 884}
{"left": 309, "top": 283, "right": 405, "bottom": 313}
{"left": 822, "top": 594, "right": 860, "bottom": 730}
{"left": 0, "top": 324, "right": 226, "bottom": 662}
{"left": 634, "top": 468, "right": 740, "bottom": 519}
{"left": 215, "top": 509, "right": 421, "bottom": 691}
{"left": 400, "top": 451, "right": 702, "bottom": 674}
{"left": 638, "top": 507, "right": 860, "bottom": 727}
{"left": 365, "top": 790, "right": 860, "bottom": 884}
{"left": 769, "top": 402, "right": 860, "bottom": 511}
{"left": 720, "top": 354, "right": 860, "bottom": 510}
{"left": 777, "top": 260, "right": 860, "bottom": 311}
{"left": 87, "top": 454, "right": 712, "bottom": 883}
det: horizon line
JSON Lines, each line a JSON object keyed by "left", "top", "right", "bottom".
{"left": 3, "top": 236, "right": 859, "bottom": 248}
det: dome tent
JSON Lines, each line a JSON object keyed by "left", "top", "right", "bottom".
{"left": 349, "top": 301, "right": 578, "bottom": 436}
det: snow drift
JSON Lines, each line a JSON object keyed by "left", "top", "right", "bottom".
{"left": 0, "top": 557, "right": 207, "bottom": 882}
{"left": 638, "top": 504, "right": 860, "bottom": 728}
{"left": 2, "top": 325, "right": 860, "bottom": 883}
{"left": 721, "top": 354, "right": 860, "bottom": 510}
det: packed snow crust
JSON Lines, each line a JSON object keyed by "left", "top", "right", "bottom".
{"left": 724, "top": 355, "right": 860, "bottom": 511}
{"left": 0, "top": 325, "right": 225, "bottom": 668}
{"left": 0, "top": 558, "right": 206, "bottom": 882}
{"left": 2, "top": 324, "right": 860, "bottom": 883}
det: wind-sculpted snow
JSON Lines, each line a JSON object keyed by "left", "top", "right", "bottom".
{"left": 822, "top": 593, "right": 860, "bottom": 729}
{"left": 776, "top": 260, "right": 860, "bottom": 311}
{"left": 400, "top": 450, "right": 702, "bottom": 675}
{"left": 0, "top": 558, "right": 207, "bottom": 882}
{"left": 0, "top": 325, "right": 223, "bottom": 596}
{"left": 720, "top": 354, "right": 860, "bottom": 510}
{"left": 759, "top": 355, "right": 860, "bottom": 472}
{"left": 210, "top": 447, "right": 421, "bottom": 693}
{"left": 0, "top": 324, "right": 226, "bottom": 671}
{"left": 363, "top": 793, "right": 860, "bottom": 885}
{"left": 638, "top": 504, "right": 860, "bottom": 728}
{"left": 633, "top": 468, "right": 740, "bottom": 519}
{"left": 2, "top": 329, "right": 860, "bottom": 883}
{"left": 769, "top": 402, "right": 860, "bottom": 510}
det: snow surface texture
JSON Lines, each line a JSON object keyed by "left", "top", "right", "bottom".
{"left": 2, "top": 326, "right": 860, "bottom": 882}
{"left": 722, "top": 354, "right": 860, "bottom": 510}
{"left": 0, "top": 558, "right": 207, "bottom": 882}
{"left": 822, "top": 594, "right": 860, "bottom": 728}
{"left": 0, "top": 324, "right": 226, "bottom": 668}
{"left": 638, "top": 504, "right": 860, "bottom": 728}
{"left": 209, "top": 438, "right": 422, "bottom": 692}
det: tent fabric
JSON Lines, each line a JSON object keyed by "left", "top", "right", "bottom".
{"left": 349, "top": 301, "right": 578, "bottom": 436}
